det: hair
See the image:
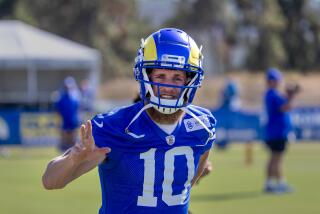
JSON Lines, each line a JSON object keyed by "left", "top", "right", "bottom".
{"left": 146, "top": 107, "right": 184, "bottom": 124}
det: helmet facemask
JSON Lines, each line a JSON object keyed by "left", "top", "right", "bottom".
{"left": 134, "top": 28, "right": 204, "bottom": 114}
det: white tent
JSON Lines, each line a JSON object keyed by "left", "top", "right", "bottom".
{"left": 0, "top": 20, "right": 101, "bottom": 104}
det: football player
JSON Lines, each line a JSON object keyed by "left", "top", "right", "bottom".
{"left": 263, "top": 68, "right": 299, "bottom": 193}
{"left": 42, "top": 28, "right": 217, "bottom": 214}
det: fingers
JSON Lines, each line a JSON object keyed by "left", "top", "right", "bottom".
{"left": 86, "top": 120, "right": 93, "bottom": 139}
{"left": 80, "top": 120, "right": 94, "bottom": 148}
{"left": 206, "top": 161, "right": 212, "bottom": 171}
{"left": 80, "top": 124, "right": 86, "bottom": 145}
{"left": 73, "top": 143, "right": 82, "bottom": 152}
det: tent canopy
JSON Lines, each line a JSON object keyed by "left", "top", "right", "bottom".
{"left": 0, "top": 20, "right": 101, "bottom": 104}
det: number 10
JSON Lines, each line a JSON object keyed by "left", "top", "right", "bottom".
{"left": 137, "top": 146, "right": 195, "bottom": 207}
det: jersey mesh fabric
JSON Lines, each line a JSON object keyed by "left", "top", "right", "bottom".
{"left": 92, "top": 101, "right": 216, "bottom": 214}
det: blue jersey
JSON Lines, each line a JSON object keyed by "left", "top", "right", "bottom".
{"left": 264, "top": 88, "right": 291, "bottom": 141}
{"left": 91, "top": 101, "right": 216, "bottom": 214}
{"left": 55, "top": 92, "right": 80, "bottom": 130}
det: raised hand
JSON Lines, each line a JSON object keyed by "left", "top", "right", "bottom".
{"left": 69, "top": 120, "right": 111, "bottom": 164}
{"left": 42, "top": 120, "right": 111, "bottom": 189}
{"left": 195, "top": 161, "right": 212, "bottom": 185}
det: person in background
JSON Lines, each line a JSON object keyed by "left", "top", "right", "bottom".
{"left": 220, "top": 79, "right": 241, "bottom": 111}
{"left": 263, "top": 67, "right": 300, "bottom": 193}
{"left": 79, "top": 79, "right": 95, "bottom": 112}
{"left": 215, "top": 79, "right": 240, "bottom": 149}
{"left": 42, "top": 28, "right": 216, "bottom": 214}
{"left": 55, "top": 76, "right": 81, "bottom": 152}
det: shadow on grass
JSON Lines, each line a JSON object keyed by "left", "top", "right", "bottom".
{"left": 192, "top": 190, "right": 263, "bottom": 202}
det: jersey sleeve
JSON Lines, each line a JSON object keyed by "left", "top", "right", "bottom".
{"left": 91, "top": 112, "right": 127, "bottom": 148}
{"left": 91, "top": 114, "right": 109, "bottom": 148}
{"left": 90, "top": 108, "right": 138, "bottom": 151}
{"left": 203, "top": 111, "right": 217, "bottom": 151}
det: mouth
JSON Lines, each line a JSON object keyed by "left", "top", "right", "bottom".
{"left": 160, "top": 94, "right": 177, "bottom": 99}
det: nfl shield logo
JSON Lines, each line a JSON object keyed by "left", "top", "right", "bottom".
{"left": 166, "top": 135, "right": 175, "bottom": 145}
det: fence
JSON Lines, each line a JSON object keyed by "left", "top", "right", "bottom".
{"left": 0, "top": 107, "right": 320, "bottom": 146}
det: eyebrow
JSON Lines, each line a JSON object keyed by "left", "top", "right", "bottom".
{"left": 154, "top": 73, "right": 184, "bottom": 77}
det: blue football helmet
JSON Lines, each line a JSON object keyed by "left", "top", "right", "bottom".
{"left": 134, "top": 28, "right": 204, "bottom": 114}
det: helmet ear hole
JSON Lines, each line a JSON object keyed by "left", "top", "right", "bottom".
{"left": 186, "top": 72, "right": 196, "bottom": 84}
{"left": 146, "top": 68, "right": 153, "bottom": 75}
{"left": 186, "top": 72, "right": 194, "bottom": 78}
{"left": 146, "top": 91, "right": 151, "bottom": 99}
{"left": 146, "top": 68, "right": 153, "bottom": 80}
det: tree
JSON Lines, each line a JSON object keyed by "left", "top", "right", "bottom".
{"left": 11, "top": 0, "right": 151, "bottom": 78}
{"left": 246, "top": 0, "right": 286, "bottom": 70}
{"left": 0, "top": 0, "right": 17, "bottom": 18}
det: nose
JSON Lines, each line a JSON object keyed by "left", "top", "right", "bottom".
{"left": 161, "top": 85, "right": 175, "bottom": 93}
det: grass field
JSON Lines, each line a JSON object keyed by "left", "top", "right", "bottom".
{"left": 0, "top": 142, "right": 319, "bottom": 214}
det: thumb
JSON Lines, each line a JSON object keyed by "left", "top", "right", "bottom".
{"left": 96, "top": 147, "right": 111, "bottom": 155}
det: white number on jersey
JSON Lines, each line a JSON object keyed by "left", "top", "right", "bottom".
{"left": 137, "top": 146, "right": 195, "bottom": 207}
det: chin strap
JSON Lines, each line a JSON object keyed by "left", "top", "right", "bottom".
{"left": 181, "top": 107, "right": 216, "bottom": 145}
{"left": 125, "top": 103, "right": 153, "bottom": 138}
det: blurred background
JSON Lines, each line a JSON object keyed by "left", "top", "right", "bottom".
{"left": 0, "top": 0, "right": 319, "bottom": 214}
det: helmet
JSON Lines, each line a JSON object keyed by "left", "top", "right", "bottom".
{"left": 134, "top": 28, "right": 204, "bottom": 114}
{"left": 266, "top": 67, "right": 282, "bottom": 81}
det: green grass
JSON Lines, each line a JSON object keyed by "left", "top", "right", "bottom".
{"left": 0, "top": 143, "right": 319, "bottom": 214}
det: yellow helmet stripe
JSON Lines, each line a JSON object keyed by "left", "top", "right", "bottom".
{"left": 188, "top": 38, "right": 200, "bottom": 67}
{"left": 144, "top": 36, "right": 157, "bottom": 61}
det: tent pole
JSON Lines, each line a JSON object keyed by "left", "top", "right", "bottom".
{"left": 27, "top": 62, "right": 37, "bottom": 104}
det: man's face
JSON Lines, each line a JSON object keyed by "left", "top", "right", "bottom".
{"left": 149, "top": 68, "right": 187, "bottom": 99}
{"left": 267, "top": 79, "right": 280, "bottom": 89}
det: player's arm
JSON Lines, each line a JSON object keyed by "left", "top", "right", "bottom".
{"left": 191, "top": 150, "right": 211, "bottom": 186}
{"left": 280, "top": 96, "right": 295, "bottom": 112}
{"left": 281, "top": 83, "right": 300, "bottom": 112}
{"left": 42, "top": 120, "right": 110, "bottom": 190}
{"left": 196, "top": 160, "right": 212, "bottom": 184}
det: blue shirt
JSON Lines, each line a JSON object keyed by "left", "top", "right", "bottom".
{"left": 91, "top": 101, "right": 216, "bottom": 214}
{"left": 264, "top": 88, "right": 291, "bottom": 141}
{"left": 55, "top": 92, "right": 80, "bottom": 130}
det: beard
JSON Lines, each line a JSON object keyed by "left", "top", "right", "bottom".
{"left": 146, "top": 107, "right": 185, "bottom": 124}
